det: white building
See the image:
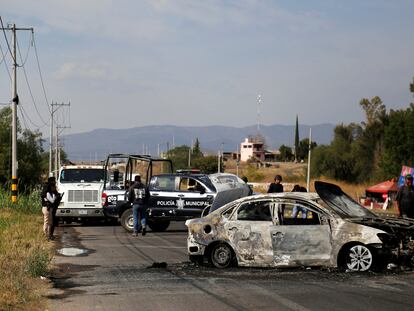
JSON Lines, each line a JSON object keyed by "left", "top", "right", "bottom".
{"left": 240, "top": 137, "right": 265, "bottom": 162}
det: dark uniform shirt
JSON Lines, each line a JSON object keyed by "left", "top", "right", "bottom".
{"left": 268, "top": 183, "right": 284, "bottom": 193}
{"left": 396, "top": 185, "right": 414, "bottom": 218}
{"left": 128, "top": 182, "right": 147, "bottom": 205}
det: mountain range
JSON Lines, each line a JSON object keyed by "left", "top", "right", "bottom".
{"left": 61, "top": 124, "right": 335, "bottom": 161}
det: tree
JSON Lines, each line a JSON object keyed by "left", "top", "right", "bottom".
{"left": 359, "top": 96, "right": 386, "bottom": 126}
{"left": 294, "top": 115, "right": 299, "bottom": 162}
{"left": 17, "top": 130, "right": 45, "bottom": 191}
{"left": 192, "top": 138, "right": 203, "bottom": 159}
{"left": 0, "top": 107, "right": 45, "bottom": 191}
{"left": 297, "top": 138, "right": 317, "bottom": 161}
{"left": 193, "top": 156, "right": 221, "bottom": 174}
{"left": 278, "top": 145, "right": 293, "bottom": 161}
{"left": 380, "top": 105, "right": 414, "bottom": 178}
{"left": 165, "top": 145, "right": 191, "bottom": 170}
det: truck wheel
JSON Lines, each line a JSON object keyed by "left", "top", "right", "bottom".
{"left": 120, "top": 209, "right": 134, "bottom": 232}
{"left": 147, "top": 220, "right": 170, "bottom": 232}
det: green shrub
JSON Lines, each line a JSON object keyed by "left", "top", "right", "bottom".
{"left": 25, "top": 247, "right": 50, "bottom": 277}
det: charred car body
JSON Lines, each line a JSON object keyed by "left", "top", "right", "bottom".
{"left": 186, "top": 181, "right": 414, "bottom": 271}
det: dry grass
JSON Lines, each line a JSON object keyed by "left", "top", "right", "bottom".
{"left": 225, "top": 160, "right": 307, "bottom": 183}
{"left": 0, "top": 192, "right": 53, "bottom": 311}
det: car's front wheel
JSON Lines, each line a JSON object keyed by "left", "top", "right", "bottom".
{"left": 120, "top": 209, "right": 134, "bottom": 232}
{"left": 210, "top": 243, "right": 234, "bottom": 268}
{"left": 343, "top": 244, "right": 373, "bottom": 272}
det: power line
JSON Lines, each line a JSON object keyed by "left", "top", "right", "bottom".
{"left": 0, "top": 41, "right": 8, "bottom": 65}
{"left": 16, "top": 36, "right": 48, "bottom": 127}
{"left": 19, "top": 103, "right": 42, "bottom": 128}
{"left": 17, "top": 31, "right": 32, "bottom": 67}
{"left": 32, "top": 33, "right": 51, "bottom": 114}
{"left": 0, "top": 41, "right": 11, "bottom": 81}
{"left": 17, "top": 104, "right": 30, "bottom": 130}
{"left": 0, "top": 16, "right": 16, "bottom": 64}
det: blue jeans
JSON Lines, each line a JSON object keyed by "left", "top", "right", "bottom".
{"left": 133, "top": 203, "right": 147, "bottom": 233}
{"left": 292, "top": 205, "right": 308, "bottom": 219}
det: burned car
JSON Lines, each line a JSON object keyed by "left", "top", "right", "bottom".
{"left": 186, "top": 181, "right": 414, "bottom": 271}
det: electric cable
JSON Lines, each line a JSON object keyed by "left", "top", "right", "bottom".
{"left": 17, "top": 36, "right": 49, "bottom": 126}
{"left": 0, "top": 41, "right": 8, "bottom": 65}
{"left": 19, "top": 103, "right": 41, "bottom": 129}
{"left": 0, "top": 16, "right": 16, "bottom": 64}
{"left": 32, "top": 33, "right": 51, "bottom": 114}
{"left": 17, "top": 31, "right": 32, "bottom": 67}
{"left": 17, "top": 104, "right": 30, "bottom": 130}
{"left": 0, "top": 42, "right": 11, "bottom": 81}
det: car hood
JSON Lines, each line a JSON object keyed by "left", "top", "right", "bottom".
{"left": 314, "top": 181, "right": 378, "bottom": 219}
{"left": 347, "top": 216, "right": 414, "bottom": 235}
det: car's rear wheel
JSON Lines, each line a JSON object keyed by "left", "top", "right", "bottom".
{"left": 210, "top": 243, "right": 234, "bottom": 268}
{"left": 343, "top": 244, "right": 373, "bottom": 272}
{"left": 120, "top": 209, "right": 134, "bottom": 232}
{"left": 147, "top": 220, "right": 170, "bottom": 232}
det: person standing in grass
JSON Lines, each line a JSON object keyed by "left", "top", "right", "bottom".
{"left": 42, "top": 182, "right": 57, "bottom": 240}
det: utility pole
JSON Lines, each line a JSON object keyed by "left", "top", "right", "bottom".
{"left": 50, "top": 102, "right": 70, "bottom": 177}
{"left": 56, "top": 124, "right": 70, "bottom": 175}
{"left": 306, "top": 128, "right": 312, "bottom": 192}
{"left": 257, "top": 94, "right": 261, "bottom": 134}
{"left": 0, "top": 23, "right": 34, "bottom": 202}
{"left": 188, "top": 147, "right": 191, "bottom": 168}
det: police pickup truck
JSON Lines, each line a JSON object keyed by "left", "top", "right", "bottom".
{"left": 118, "top": 172, "right": 251, "bottom": 232}
{"left": 101, "top": 154, "right": 174, "bottom": 231}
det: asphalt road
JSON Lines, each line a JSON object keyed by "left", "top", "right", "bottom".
{"left": 49, "top": 221, "right": 414, "bottom": 311}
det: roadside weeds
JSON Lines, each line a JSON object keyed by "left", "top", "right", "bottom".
{"left": 0, "top": 203, "right": 53, "bottom": 311}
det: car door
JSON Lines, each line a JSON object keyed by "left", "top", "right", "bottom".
{"left": 148, "top": 175, "right": 179, "bottom": 209}
{"left": 223, "top": 199, "right": 276, "bottom": 267}
{"left": 176, "top": 177, "right": 212, "bottom": 212}
{"left": 271, "top": 200, "right": 332, "bottom": 267}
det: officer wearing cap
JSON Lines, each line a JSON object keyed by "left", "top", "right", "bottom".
{"left": 267, "top": 175, "right": 284, "bottom": 193}
{"left": 396, "top": 174, "right": 414, "bottom": 218}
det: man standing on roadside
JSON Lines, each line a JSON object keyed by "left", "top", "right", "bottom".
{"left": 128, "top": 175, "right": 148, "bottom": 236}
{"left": 396, "top": 174, "right": 414, "bottom": 219}
{"left": 267, "top": 175, "right": 284, "bottom": 193}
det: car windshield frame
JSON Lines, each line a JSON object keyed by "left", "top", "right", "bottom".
{"left": 59, "top": 168, "right": 104, "bottom": 183}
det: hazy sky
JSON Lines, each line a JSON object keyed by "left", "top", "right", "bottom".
{"left": 1, "top": 0, "right": 414, "bottom": 136}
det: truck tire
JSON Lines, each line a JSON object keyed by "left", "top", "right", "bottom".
{"left": 120, "top": 208, "right": 134, "bottom": 232}
{"left": 147, "top": 220, "right": 170, "bottom": 232}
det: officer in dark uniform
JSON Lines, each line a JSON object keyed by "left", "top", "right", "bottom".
{"left": 396, "top": 174, "right": 414, "bottom": 218}
{"left": 267, "top": 175, "right": 284, "bottom": 193}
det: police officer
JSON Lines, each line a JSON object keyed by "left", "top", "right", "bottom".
{"left": 267, "top": 175, "right": 284, "bottom": 193}
{"left": 128, "top": 175, "right": 148, "bottom": 236}
{"left": 396, "top": 174, "right": 414, "bottom": 218}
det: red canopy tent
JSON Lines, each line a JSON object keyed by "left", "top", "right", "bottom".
{"left": 364, "top": 179, "right": 398, "bottom": 208}
{"left": 366, "top": 179, "right": 398, "bottom": 194}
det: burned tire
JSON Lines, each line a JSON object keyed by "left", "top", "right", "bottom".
{"left": 210, "top": 243, "right": 234, "bottom": 269}
{"left": 120, "top": 208, "right": 134, "bottom": 232}
{"left": 147, "top": 220, "right": 170, "bottom": 232}
{"left": 342, "top": 244, "right": 373, "bottom": 272}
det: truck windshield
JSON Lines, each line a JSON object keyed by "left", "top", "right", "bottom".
{"left": 59, "top": 169, "right": 104, "bottom": 183}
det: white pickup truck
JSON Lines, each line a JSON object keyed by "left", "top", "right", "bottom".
{"left": 56, "top": 165, "right": 105, "bottom": 222}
